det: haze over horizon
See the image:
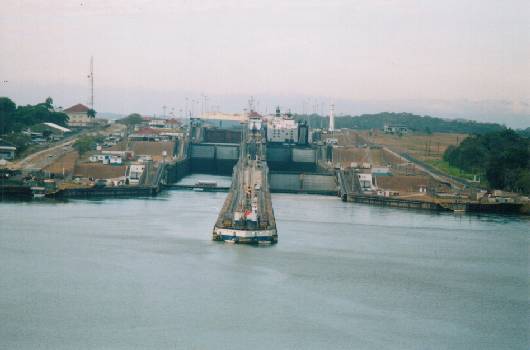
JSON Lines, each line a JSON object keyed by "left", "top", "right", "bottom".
{"left": 1, "top": 0, "right": 529, "bottom": 127}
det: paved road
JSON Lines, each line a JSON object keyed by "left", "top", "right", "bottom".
{"left": 14, "top": 139, "right": 76, "bottom": 172}
{"left": 13, "top": 123, "right": 127, "bottom": 172}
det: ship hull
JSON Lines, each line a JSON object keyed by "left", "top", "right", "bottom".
{"left": 212, "top": 227, "right": 278, "bottom": 244}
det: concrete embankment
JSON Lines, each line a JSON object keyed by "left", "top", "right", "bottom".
{"left": 51, "top": 186, "right": 157, "bottom": 198}
{"left": 49, "top": 158, "right": 191, "bottom": 199}
{"left": 346, "top": 193, "right": 447, "bottom": 211}
{"left": 0, "top": 185, "right": 33, "bottom": 200}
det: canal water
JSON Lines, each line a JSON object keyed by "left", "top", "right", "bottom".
{"left": 0, "top": 175, "right": 528, "bottom": 350}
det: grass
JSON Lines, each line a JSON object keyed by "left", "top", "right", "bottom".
{"left": 360, "top": 131, "right": 467, "bottom": 162}
{"left": 427, "top": 159, "right": 481, "bottom": 182}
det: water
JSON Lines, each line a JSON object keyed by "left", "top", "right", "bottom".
{"left": 0, "top": 175, "right": 528, "bottom": 349}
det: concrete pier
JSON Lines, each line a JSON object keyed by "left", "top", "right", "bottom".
{"left": 212, "top": 127, "right": 277, "bottom": 244}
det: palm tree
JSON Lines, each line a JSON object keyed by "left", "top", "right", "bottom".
{"left": 87, "top": 108, "right": 96, "bottom": 118}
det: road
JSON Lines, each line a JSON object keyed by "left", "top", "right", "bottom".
{"left": 13, "top": 138, "right": 76, "bottom": 172}
{"left": 13, "top": 123, "right": 127, "bottom": 172}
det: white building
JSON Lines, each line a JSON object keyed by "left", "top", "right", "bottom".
{"left": 266, "top": 116, "right": 298, "bottom": 143}
{"left": 127, "top": 164, "right": 145, "bottom": 185}
{"left": 358, "top": 173, "right": 376, "bottom": 191}
{"left": 64, "top": 104, "right": 94, "bottom": 127}
{"left": 384, "top": 125, "right": 409, "bottom": 134}
{"left": 88, "top": 154, "right": 123, "bottom": 165}
{"left": 148, "top": 118, "right": 167, "bottom": 128}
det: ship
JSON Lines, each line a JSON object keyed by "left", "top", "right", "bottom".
{"left": 212, "top": 112, "right": 278, "bottom": 244}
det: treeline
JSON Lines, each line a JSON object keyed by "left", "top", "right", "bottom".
{"left": 443, "top": 129, "right": 530, "bottom": 193}
{"left": 295, "top": 112, "right": 507, "bottom": 134}
{"left": 0, "top": 97, "right": 69, "bottom": 135}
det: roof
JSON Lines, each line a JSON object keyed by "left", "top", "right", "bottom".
{"left": 43, "top": 122, "right": 71, "bottom": 133}
{"left": 0, "top": 139, "right": 16, "bottom": 149}
{"left": 64, "top": 103, "right": 90, "bottom": 113}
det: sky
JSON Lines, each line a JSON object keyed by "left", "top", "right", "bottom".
{"left": 1, "top": 0, "right": 529, "bottom": 127}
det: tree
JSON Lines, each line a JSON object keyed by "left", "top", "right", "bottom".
{"left": 44, "top": 97, "right": 54, "bottom": 110}
{"left": 0, "top": 97, "right": 17, "bottom": 134}
{"left": 0, "top": 97, "right": 70, "bottom": 134}
{"left": 2, "top": 133, "right": 31, "bottom": 153}
{"left": 87, "top": 109, "right": 96, "bottom": 118}
{"left": 443, "top": 129, "right": 530, "bottom": 193}
{"left": 117, "top": 113, "right": 143, "bottom": 126}
{"left": 73, "top": 135, "right": 104, "bottom": 155}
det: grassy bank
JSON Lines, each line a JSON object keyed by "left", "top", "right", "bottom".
{"left": 427, "top": 159, "right": 482, "bottom": 183}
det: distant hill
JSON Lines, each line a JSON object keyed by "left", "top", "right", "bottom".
{"left": 295, "top": 112, "right": 507, "bottom": 134}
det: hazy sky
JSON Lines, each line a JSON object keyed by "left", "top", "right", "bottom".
{"left": 1, "top": 0, "right": 529, "bottom": 126}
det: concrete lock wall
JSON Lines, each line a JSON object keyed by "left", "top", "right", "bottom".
{"left": 292, "top": 148, "right": 316, "bottom": 163}
{"left": 216, "top": 145, "right": 239, "bottom": 160}
{"left": 191, "top": 144, "right": 215, "bottom": 159}
{"left": 302, "top": 174, "right": 337, "bottom": 192}
{"left": 270, "top": 173, "right": 337, "bottom": 193}
{"left": 269, "top": 173, "right": 301, "bottom": 191}
{"left": 267, "top": 147, "right": 291, "bottom": 162}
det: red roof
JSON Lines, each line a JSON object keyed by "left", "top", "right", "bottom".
{"left": 64, "top": 103, "right": 89, "bottom": 113}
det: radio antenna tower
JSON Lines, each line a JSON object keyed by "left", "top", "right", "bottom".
{"left": 88, "top": 56, "right": 94, "bottom": 109}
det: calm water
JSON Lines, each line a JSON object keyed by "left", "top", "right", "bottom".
{"left": 0, "top": 175, "right": 528, "bottom": 350}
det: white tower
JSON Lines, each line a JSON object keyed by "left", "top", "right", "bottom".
{"left": 329, "top": 104, "right": 335, "bottom": 132}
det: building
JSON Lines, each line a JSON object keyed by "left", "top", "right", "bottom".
{"left": 0, "top": 139, "right": 16, "bottom": 160}
{"left": 42, "top": 122, "right": 71, "bottom": 135}
{"left": 371, "top": 167, "right": 392, "bottom": 176}
{"left": 64, "top": 103, "right": 94, "bottom": 127}
{"left": 358, "top": 173, "right": 376, "bottom": 191}
{"left": 266, "top": 116, "right": 298, "bottom": 143}
{"left": 148, "top": 118, "right": 167, "bottom": 128}
{"left": 29, "top": 123, "right": 72, "bottom": 141}
{"left": 383, "top": 125, "right": 409, "bottom": 134}
{"left": 128, "top": 127, "right": 164, "bottom": 141}
{"left": 89, "top": 154, "right": 123, "bottom": 165}
{"left": 127, "top": 164, "right": 145, "bottom": 185}
{"left": 165, "top": 118, "right": 181, "bottom": 129}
